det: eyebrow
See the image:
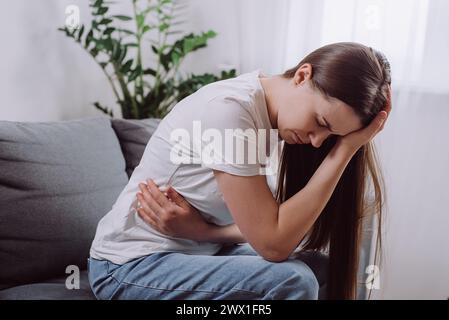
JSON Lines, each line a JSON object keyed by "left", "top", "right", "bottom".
{"left": 322, "top": 116, "right": 336, "bottom": 133}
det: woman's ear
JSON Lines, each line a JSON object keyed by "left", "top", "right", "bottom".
{"left": 294, "top": 63, "right": 313, "bottom": 86}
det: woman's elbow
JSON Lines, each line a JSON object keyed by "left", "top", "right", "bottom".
{"left": 259, "top": 244, "right": 290, "bottom": 262}
{"left": 259, "top": 234, "right": 303, "bottom": 262}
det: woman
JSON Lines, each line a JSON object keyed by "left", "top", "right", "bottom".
{"left": 88, "top": 42, "right": 392, "bottom": 300}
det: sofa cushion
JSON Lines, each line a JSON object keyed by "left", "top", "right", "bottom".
{"left": 0, "top": 116, "right": 129, "bottom": 290}
{"left": 111, "top": 118, "right": 161, "bottom": 178}
{"left": 0, "top": 271, "right": 95, "bottom": 300}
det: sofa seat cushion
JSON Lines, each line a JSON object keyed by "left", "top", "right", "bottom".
{"left": 0, "top": 271, "right": 95, "bottom": 300}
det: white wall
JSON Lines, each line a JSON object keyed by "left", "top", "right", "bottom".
{"left": 0, "top": 0, "right": 295, "bottom": 122}
{"left": 183, "top": 0, "right": 292, "bottom": 75}
{"left": 371, "top": 1, "right": 449, "bottom": 299}
{"left": 0, "top": 0, "right": 120, "bottom": 121}
{"left": 373, "top": 90, "right": 449, "bottom": 300}
{"left": 0, "top": 0, "right": 296, "bottom": 122}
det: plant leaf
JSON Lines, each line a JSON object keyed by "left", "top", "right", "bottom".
{"left": 93, "top": 101, "right": 114, "bottom": 117}
{"left": 111, "top": 40, "right": 121, "bottom": 59}
{"left": 171, "top": 51, "right": 180, "bottom": 66}
{"left": 77, "top": 25, "right": 85, "bottom": 41}
{"left": 143, "top": 68, "right": 157, "bottom": 76}
{"left": 95, "top": 40, "right": 105, "bottom": 51}
{"left": 92, "top": 0, "right": 103, "bottom": 8}
{"left": 92, "top": 21, "right": 100, "bottom": 31}
{"left": 85, "top": 29, "right": 94, "bottom": 47}
{"left": 205, "top": 30, "right": 217, "bottom": 38}
{"left": 158, "top": 22, "right": 169, "bottom": 32}
{"left": 166, "top": 30, "right": 183, "bottom": 35}
{"left": 117, "top": 29, "right": 135, "bottom": 36}
{"left": 136, "top": 14, "right": 145, "bottom": 29}
{"left": 112, "top": 15, "right": 132, "bottom": 21}
{"left": 128, "top": 66, "right": 142, "bottom": 81}
{"left": 103, "top": 27, "right": 115, "bottom": 36}
{"left": 120, "top": 59, "right": 133, "bottom": 73}
{"left": 57, "top": 27, "right": 71, "bottom": 37}
{"left": 99, "top": 18, "right": 113, "bottom": 25}
{"left": 96, "top": 7, "right": 109, "bottom": 15}
{"left": 90, "top": 48, "right": 99, "bottom": 58}
{"left": 102, "top": 38, "right": 113, "bottom": 51}
{"left": 118, "top": 45, "right": 127, "bottom": 62}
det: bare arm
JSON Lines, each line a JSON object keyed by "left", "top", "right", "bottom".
{"left": 199, "top": 223, "right": 247, "bottom": 245}
{"left": 215, "top": 108, "right": 389, "bottom": 262}
{"left": 213, "top": 143, "right": 355, "bottom": 261}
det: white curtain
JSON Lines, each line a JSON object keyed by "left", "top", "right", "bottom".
{"left": 187, "top": 0, "right": 449, "bottom": 299}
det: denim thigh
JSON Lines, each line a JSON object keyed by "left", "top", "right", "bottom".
{"left": 88, "top": 244, "right": 320, "bottom": 300}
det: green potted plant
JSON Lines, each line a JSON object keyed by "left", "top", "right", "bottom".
{"left": 59, "top": 0, "right": 236, "bottom": 119}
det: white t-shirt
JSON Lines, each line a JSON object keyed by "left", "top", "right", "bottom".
{"left": 90, "top": 69, "right": 282, "bottom": 264}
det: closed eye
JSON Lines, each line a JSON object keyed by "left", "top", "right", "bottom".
{"left": 316, "top": 118, "right": 327, "bottom": 128}
{"left": 317, "top": 117, "right": 339, "bottom": 136}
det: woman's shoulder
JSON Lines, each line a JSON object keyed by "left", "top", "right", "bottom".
{"left": 206, "top": 72, "right": 261, "bottom": 106}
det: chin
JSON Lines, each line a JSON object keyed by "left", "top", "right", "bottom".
{"left": 279, "top": 130, "right": 288, "bottom": 142}
{"left": 279, "top": 130, "right": 295, "bottom": 145}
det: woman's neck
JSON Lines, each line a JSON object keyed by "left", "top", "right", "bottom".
{"left": 259, "top": 74, "right": 289, "bottom": 130}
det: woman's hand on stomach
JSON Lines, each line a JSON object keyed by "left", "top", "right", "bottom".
{"left": 136, "top": 180, "right": 247, "bottom": 244}
{"left": 136, "top": 179, "right": 211, "bottom": 241}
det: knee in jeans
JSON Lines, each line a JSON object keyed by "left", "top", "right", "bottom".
{"left": 298, "top": 270, "right": 320, "bottom": 299}
{"left": 270, "top": 262, "right": 319, "bottom": 299}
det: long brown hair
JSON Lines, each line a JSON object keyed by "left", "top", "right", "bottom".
{"left": 276, "top": 42, "right": 391, "bottom": 299}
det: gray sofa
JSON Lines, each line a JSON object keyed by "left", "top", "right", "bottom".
{"left": 0, "top": 116, "right": 329, "bottom": 300}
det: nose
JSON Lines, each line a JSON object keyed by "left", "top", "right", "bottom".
{"left": 309, "top": 131, "right": 330, "bottom": 148}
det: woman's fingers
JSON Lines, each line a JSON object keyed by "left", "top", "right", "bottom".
{"left": 146, "top": 179, "right": 170, "bottom": 207}
{"left": 136, "top": 206, "right": 159, "bottom": 230}
{"left": 138, "top": 183, "right": 164, "bottom": 217}
{"left": 385, "top": 85, "right": 392, "bottom": 111}
{"left": 379, "top": 85, "right": 392, "bottom": 131}
{"left": 345, "top": 111, "right": 386, "bottom": 150}
{"left": 136, "top": 192, "right": 160, "bottom": 221}
{"left": 167, "top": 187, "right": 189, "bottom": 209}
{"left": 376, "top": 111, "right": 388, "bottom": 133}
{"left": 366, "top": 111, "right": 387, "bottom": 138}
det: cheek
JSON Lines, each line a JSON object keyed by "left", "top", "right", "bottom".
{"left": 279, "top": 108, "right": 309, "bottom": 132}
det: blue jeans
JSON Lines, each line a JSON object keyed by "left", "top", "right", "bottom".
{"left": 87, "top": 243, "right": 326, "bottom": 300}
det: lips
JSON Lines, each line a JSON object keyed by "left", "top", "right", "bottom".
{"left": 293, "top": 131, "right": 303, "bottom": 144}
{"left": 291, "top": 131, "right": 302, "bottom": 144}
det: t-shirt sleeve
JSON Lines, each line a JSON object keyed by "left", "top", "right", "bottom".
{"left": 196, "top": 96, "right": 264, "bottom": 176}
